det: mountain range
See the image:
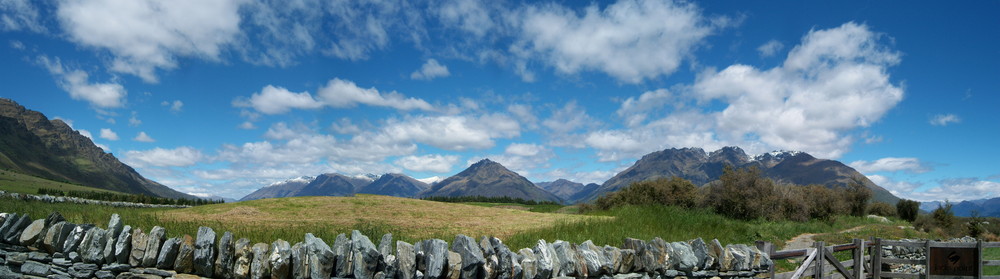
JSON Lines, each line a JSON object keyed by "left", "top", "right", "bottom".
{"left": 0, "top": 98, "right": 194, "bottom": 199}
{"left": 920, "top": 198, "right": 1000, "bottom": 217}
{"left": 418, "top": 159, "right": 562, "bottom": 202}
{"left": 587, "top": 146, "right": 900, "bottom": 204}
{"left": 535, "top": 179, "right": 599, "bottom": 204}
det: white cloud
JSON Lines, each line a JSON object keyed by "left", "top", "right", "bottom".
{"left": 37, "top": 56, "right": 129, "bottom": 108}
{"left": 55, "top": 0, "right": 245, "bottom": 82}
{"left": 410, "top": 59, "right": 451, "bottom": 80}
{"left": 236, "top": 85, "right": 323, "bottom": 115}
{"left": 849, "top": 157, "right": 931, "bottom": 174}
{"left": 929, "top": 114, "right": 960, "bottom": 126}
{"left": 511, "top": 0, "right": 719, "bottom": 83}
{"left": 123, "top": 146, "right": 203, "bottom": 168}
{"left": 616, "top": 89, "right": 674, "bottom": 127}
{"left": 756, "top": 40, "right": 784, "bottom": 57}
{"left": 134, "top": 131, "right": 155, "bottom": 142}
{"left": 436, "top": 0, "right": 495, "bottom": 38}
{"left": 317, "top": 78, "right": 434, "bottom": 111}
{"left": 505, "top": 143, "right": 545, "bottom": 157}
{"left": 77, "top": 129, "right": 92, "bottom": 140}
{"left": 330, "top": 118, "right": 361, "bottom": 134}
{"left": 1, "top": 0, "right": 46, "bottom": 32}
{"left": 872, "top": 175, "right": 1000, "bottom": 202}
{"left": 128, "top": 111, "right": 141, "bottom": 127}
{"left": 375, "top": 114, "right": 520, "bottom": 151}
{"left": 99, "top": 128, "right": 119, "bottom": 141}
{"left": 395, "top": 154, "right": 459, "bottom": 173}
{"left": 469, "top": 142, "right": 554, "bottom": 178}
{"left": 585, "top": 110, "right": 722, "bottom": 162}
{"left": 162, "top": 100, "right": 183, "bottom": 112}
{"left": 543, "top": 101, "right": 597, "bottom": 148}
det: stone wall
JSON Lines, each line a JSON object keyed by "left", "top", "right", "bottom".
{"left": 0, "top": 212, "right": 772, "bottom": 279}
{"left": 0, "top": 191, "right": 190, "bottom": 209}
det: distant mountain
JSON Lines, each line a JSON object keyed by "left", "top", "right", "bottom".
{"left": 291, "top": 173, "right": 371, "bottom": 197}
{"left": 587, "top": 146, "right": 900, "bottom": 204}
{"left": 419, "top": 159, "right": 562, "bottom": 203}
{"left": 358, "top": 173, "right": 429, "bottom": 197}
{"left": 921, "top": 198, "right": 1000, "bottom": 217}
{"left": 240, "top": 176, "right": 314, "bottom": 201}
{"left": 416, "top": 176, "right": 443, "bottom": 185}
{"left": 536, "top": 179, "right": 599, "bottom": 204}
{"left": 0, "top": 98, "right": 194, "bottom": 199}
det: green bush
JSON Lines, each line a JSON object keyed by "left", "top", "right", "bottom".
{"left": 867, "top": 202, "right": 897, "bottom": 217}
{"left": 844, "top": 178, "right": 872, "bottom": 217}
{"left": 591, "top": 177, "right": 699, "bottom": 211}
{"left": 804, "top": 185, "right": 846, "bottom": 221}
{"left": 707, "top": 166, "right": 781, "bottom": 221}
{"left": 896, "top": 199, "right": 920, "bottom": 222}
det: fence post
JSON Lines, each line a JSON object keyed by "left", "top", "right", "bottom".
{"left": 756, "top": 241, "right": 776, "bottom": 278}
{"left": 872, "top": 238, "right": 882, "bottom": 279}
{"left": 853, "top": 238, "right": 864, "bottom": 279}
{"left": 815, "top": 241, "right": 825, "bottom": 279}
{"left": 924, "top": 240, "right": 932, "bottom": 278}
{"left": 978, "top": 239, "right": 984, "bottom": 279}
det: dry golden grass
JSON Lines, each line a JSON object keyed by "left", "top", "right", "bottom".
{"left": 160, "top": 194, "right": 606, "bottom": 241}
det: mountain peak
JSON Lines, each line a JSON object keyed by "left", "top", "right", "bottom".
{"left": 753, "top": 150, "right": 805, "bottom": 162}
{"left": 420, "top": 159, "right": 562, "bottom": 203}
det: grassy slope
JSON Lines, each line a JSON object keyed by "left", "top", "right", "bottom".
{"left": 0, "top": 169, "right": 119, "bottom": 195}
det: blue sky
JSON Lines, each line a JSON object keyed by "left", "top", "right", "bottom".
{"left": 1, "top": 0, "right": 997, "bottom": 201}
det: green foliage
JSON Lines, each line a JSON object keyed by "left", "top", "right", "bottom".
{"left": 804, "top": 185, "right": 845, "bottom": 221}
{"left": 708, "top": 166, "right": 782, "bottom": 221}
{"left": 896, "top": 199, "right": 920, "bottom": 222}
{"left": 932, "top": 202, "right": 956, "bottom": 231}
{"left": 589, "top": 177, "right": 699, "bottom": 211}
{"left": 36, "top": 188, "right": 223, "bottom": 206}
{"left": 844, "top": 177, "right": 872, "bottom": 217}
{"left": 867, "top": 202, "right": 897, "bottom": 217}
{"left": 421, "top": 195, "right": 560, "bottom": 206}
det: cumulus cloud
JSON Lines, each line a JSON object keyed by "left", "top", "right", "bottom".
{"left": 55, "top": 0, "right": 245, "bottom": 82}
{"left": 872, "top": 175, "right": 1000, "bottom": 202}
{"left": 469, "top": 143, "right": 554, "bottom": 178}
{"left": 616, "top": 89, "right": 675, "bottom": 127}
{"left": 756, "top": 40, "right": 784, "bottom": 57}
{"left": 410, "top": 59, "right": 451, "bottom": 80}
{"left": 37, "top": 56, "right": 128, "bottom": 108}
{"left": 1, "top": 0, "right": 46, "bottom": 32}
{"left": 395, "top": 154, "right": 459, "bottom": 173}
{"left": 849, "top": 157, "right": 932, "bottom": 174}
{"left": 134, "top": 131, "right": 155, "bottom": 142}
{"left": 929, "top": 114, "right": 960, "bottom": 126}
{"left": 375, "top": 114, "right": 520, "bottom": 151}
{"left": 123, "top": 146, "right": 203, "bottom": 168}
{"left": 162, "top": 100, "right": 184, "bottom": 112}
{"left": 511, "top": 0, "right": 720, "bottom": 83}
{"left": 542, "top": 102, "right": 598, "bottom": 148}
{"left": 99, "top": 128, "right": 119, "bottom": 141}
{"left": 436, "top": 0, "right": 496, "bottom": 38}
{"left": 317, "top": 78, "right": 434, "bottom": 111}
{"left": 235, "top": 85, "right": 323, "bottom": 115}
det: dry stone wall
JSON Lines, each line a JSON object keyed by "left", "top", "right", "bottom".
{"left": 0, "top": 191, "right": 189, "bottom": 209}
{"left": 0, "top": 212, "right": 772, "bottom": 279}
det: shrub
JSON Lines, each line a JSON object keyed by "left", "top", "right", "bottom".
{"left": 932, "top": 202, "right": 956, "bottom": 231}
{"left": 844, "top": 177, "right": 872, "bottom": 217}
{"left": 867, "top": 202, "right": 897, "bottom": 217}
{"left": 804, "top": 185, "right": 846, "bottom": 221}
{"left": 775, "top": 185, "right": 810, "bottom": 222}
{"left": 707, "top": 166, "right": 781, "bottom": 221}
{"left": 592, "top": 177, "right": 700, "bottom": 211}
{"left": 896, "top": 199, "right": 920, "bottom": 222}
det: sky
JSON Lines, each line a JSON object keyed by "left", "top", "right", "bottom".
{"left": 1, "top": 0, "right": 997, "bottom": 201}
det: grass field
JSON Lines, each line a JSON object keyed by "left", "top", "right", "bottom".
{"left": 0, "top": 169, "right": 118, "bottom": 195}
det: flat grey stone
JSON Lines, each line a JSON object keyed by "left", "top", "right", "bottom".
{"left": 101, "top": 263, "right": 132, "bottom": 272}
{"left": 306, "top": 233, "right": 335, "bottom": 279}
{"left": 377, "top": 233, "right": 393, "bottom": 257}
{"left": 352, "top": 230, "right": 380, "bottom": 279}
{"left": 115, "top": 225, "right": 133, "bottom": 264}
{"left": 155, "top": 237, "right": 180, "bottom": 270}
{"left": 21, "top": 260, "right": 51, "bottom": 276}
{"left": 421, "top": 239, "right": 448, "bottom": 279}
{"left": 250, "top": 242, "right": 271, "bottom": 279}
{"left": 518, "top": 248, "right": 537, "bottom": 279}
{"left": 670, "top": 241, "right": 697, "bottom": 272}
{"left": 331, "top": 233, "right": 351, "bottom": 278}
{"left": 96, "top": 270, "right": 115, "bottom": 279}
{"left": 532, "top": 240, "right": 553, "bottom": 279}
{"left": 551, "top": 241, "right": 576, "bottom": 277}
{"left": 2, "top": 214, "right": 30, "bottom": 244}
{"left": 233, "top": 238, "right": 252, "bottom": 279}
{"left": 290, "top": 242, "right": 308, "bottom": 279}
{"left": 42, "top": 221, "right": 72, "bottom": 253}
{"left": 396, "top": 241, "right": 415, "bottom": 279}
{"left": 81, "top": 228, "right": 108, "bottom": 264}
{"left": 193, "top": 226, "right": 215, "bottom": 277}
{"left": 687, "top": 238, "right": 712, "bottom": 271}
{"left": 270, "top": 240, "right": 291, "bottom": 279}
{"left": 173, "top": 235, "right": 195, "bottom": 274}
{"left": 452, "top": 235, "right": 484, "bottom": 279}
{"left": 446, "top": 251, "right": 461, "bottom": 279}
{"left": 142, "top": 226, "right": 166, "bottom": 267}
{"left": 215, "top": 231, "right": 235, "bottom": 279}
{"left": 129, "top": 228, "right": 147, "bottom": 266}
{"left": 19, "top": 219, "right": 46, "bottom": 246}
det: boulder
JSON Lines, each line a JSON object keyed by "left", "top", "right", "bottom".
{"left": 234, "top": 238, "right": 253, "bottom": 279}
{"left": 509, "top": 251, "right": 522, "bottom": 279}
{"left": 383, "top": 254, "right": 397, "bottom": 279}
{"left": 619, "top": 249, "right": 636, "bottom": 274}
{"left": 216, "top": 231, "right": 236, "bottom": 279}
{"left": 251, "top": 242, "right": 271, "bottom": 279}
{"left": 106, "top": 214, "right": 123, "bottom": 239}
{"left": 446, "top": 251, "right": 462, "bottom": 279}
{"left": 1, "top": 214, "right": 30, "bottom": 243}
{"left": 270, "top": 239, "right": 292, "bottom": 279}
{"left": 332, "top": 233, "right": 352, "bottom": 278}
{"left": 621, "top": 238, "right": 645, "bottom": 272}
{"left": 709, "top": 239, "right": 730, "bottom": 271}
{"left": 43, "top": 221, "right": 74, "bottom": 253}
{"left": 532, "top": 240, "right": 553, "bottom": 279}
{"left": 452, "top": 235, "right": 484, "bottom": 279}
{"left": 156, "top": 237, "right": 181, "bottom": 269}
{"left": 396, "top": 241, "right": 416, "bottom": 279}
{"left": 483, "top": 254, "right": 498, "bottom": 279}
{"left": 305, "top": 233, "right": 335, "bottom": 279}
{"left": 352, "top": 231, "right": 381, "bottom": 279}
{"left": 194, "top": 226, "right": 216, "bottom": 277}
{"left": 290, "top": 242, "right": 309, "bottom": 279}
{"left": 142, "top": 226, "right": 166, "bottom": 267}
{"left": 18, "top": 219, "right": 45, "bottom": 246}
{"left": 551, "top": 241, "right": 576, "bottom": 277}
{"left": 576, "top": 243, "right": 602, "bottom": 278}
{"left": 687, "top": 238, "right": 713, "bottom": 271}
{"left": 645, "top": 237, "right": 671, "bottom": 273}
{"left": 602, "top": 245, "right": 623, "bottom": 274}
{"left": 478, "top": 237, "right": 495, "bottom": 258}
{"left": 727, "top": 245, "right": 750, "bottom": 271}
{"left": 129, "top": 228, "right": 147, "bottom": 266}
{"left": 0, "top": 213, "right": 17, "bottom": 239}
{"left": 518, "top": 248, "right": 537, "bottom": 279}
{"left": 102, "top": 232, "right": 116, "bottom": 264}
{"left": 81, "top": 228, "right": 109, "bottom": 264}
{"left": 21, "top": 260, "right": 50, "bottom": 276}
{"left": 173, "top": 235, "right": 196, "bottom": 274}
{"left": 378, "top": 233, "right": 393, "bottom": 257}
{"left": 494, "top": 243, "right": 515, "bottom": 279}
{"left": 422, "top": 239, "right": 448, "bottom": 279}
{"left": 114, "top": 225, "right": 133, "bottom": 264}
{"left": 669, "top": 242, "right": 698, "bottom": 272}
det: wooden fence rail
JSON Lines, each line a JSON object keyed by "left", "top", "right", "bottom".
{"left": 759, "top": 238, "right": 1000, "bottom": 279}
